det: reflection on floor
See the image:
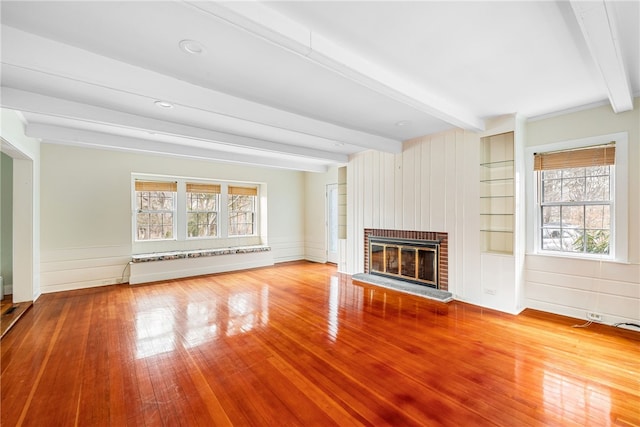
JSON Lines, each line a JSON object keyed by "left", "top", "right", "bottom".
{"left": 1, "top": 295, "right": 32, "bottom": 339}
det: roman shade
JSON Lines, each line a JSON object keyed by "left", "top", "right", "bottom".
{"left": 135, "top": 181, "right": 177, "bottom": 192}
{"left": 533, "top": 144, "right": 615, "bottom": 171}
{"left": 186, "top": 183, "right": 221, "bottom": 194}
{"left": 228, "top": 186, "right": 258, "bottom": 196}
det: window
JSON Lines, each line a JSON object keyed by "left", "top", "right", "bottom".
{"left": 133, "top": 176, "right": 262, "bottom": 244}
{"left": 535, "top": 145, "right": 614, "bottom": 256}
{"left": 135, "top": 181, "right": 177, "bottom": 241}
{"left": 228, "top": 186, "right": 257, "bottom": 236}
{"left": 187, "top": 183, "right": 220, "bottom": 238}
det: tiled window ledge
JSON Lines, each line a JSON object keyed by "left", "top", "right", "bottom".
{"left": 131, "top": 245, "right": 271, "bottom": 263}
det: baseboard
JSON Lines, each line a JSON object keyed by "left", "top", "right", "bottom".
{"left": 303, "top": 255, "right": 327, "bottom": 264}
{"left": 41, "top": 278, "right": 123, "bottom": 294}
{"left": 525, "top": 298, "right": 639, "bottom": 329}
{"left": 273, "top": 255, "right": 305, "bottom": 263}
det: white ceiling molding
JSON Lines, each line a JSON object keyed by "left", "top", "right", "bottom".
{"left": 184, "top": 0, "right": 485, "bottom": 132}
{"left": 570, "top": 0, "right": 633, "bottom": 113}
{"left": 26, "top": 123, "right": 332, "bottom": 173}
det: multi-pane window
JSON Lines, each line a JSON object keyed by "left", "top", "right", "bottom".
{"left": 228, "top": 186, "right": 257, "bottom": 236}
{"left": 535, "top": 145, "right": 614, "bottom": 256}
{"left": 133, "top": 179, "right": 260, "bottom": 242}
{"left": 187, "top": 183, "right": 220, "bottom": 238}
{"left": 135, "top": 181, "right": 177, "bottom": 241}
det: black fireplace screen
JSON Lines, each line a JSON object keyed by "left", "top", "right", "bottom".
{"left": 369, "top": 237, "right": 439, "bottom": 288}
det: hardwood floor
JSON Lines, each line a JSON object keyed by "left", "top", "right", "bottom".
{"left": 1, "top": 261, "right": 638, "bottom": 426}
{"left": 1, "top": 295, "right": 32, "bottom": 339}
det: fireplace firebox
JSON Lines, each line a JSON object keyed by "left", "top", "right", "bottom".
{"left": 369, "top": 236, "right": 440, "bottom": 288}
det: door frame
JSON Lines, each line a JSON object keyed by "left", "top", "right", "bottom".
{"left": 326, "top": 183, "right": 339, "bottom": 264}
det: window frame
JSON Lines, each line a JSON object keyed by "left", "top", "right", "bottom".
{"left": 132, "top": 175, "right": 262, "bottom": 247}
{"left": 537, "top": 164, "right": 614, "bottom": 257}
{"left": 186, "top": 183, "right": 221, "bottom": 240}
{"left": 228, "top": 186, "right": 258, "bottom": 237}
{"left": 133, "top": 180, "right": 177, "bottom": 242}
{"left": 525, "top": 132, "right": 628, "bottom": 262}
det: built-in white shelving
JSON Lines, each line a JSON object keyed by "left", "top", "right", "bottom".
{"left": 480, "top": 132, "right": 514, "bottom": 254}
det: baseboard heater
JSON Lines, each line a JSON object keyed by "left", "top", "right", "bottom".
{"left": 129, "top": 246, "right": 273, "bottom": 285}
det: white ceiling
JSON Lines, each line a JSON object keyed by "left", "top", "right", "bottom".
{"left": 1, "top": 1, "right": 638, "bottom": 172}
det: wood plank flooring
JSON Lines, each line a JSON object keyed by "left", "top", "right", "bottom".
{"left": 1, "top": 295, "right": 32, "bottom": 339}
{"left": 1, "top": 261, "right": 638, "bottom": 426}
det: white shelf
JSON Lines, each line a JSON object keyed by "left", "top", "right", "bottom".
{"left": 480, "top": 132, "right": 515, "bottom": 254}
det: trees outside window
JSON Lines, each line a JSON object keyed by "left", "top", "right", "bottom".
{"left": 536, "top": 145, "right": 614, "bottom": 256}
{"left": 134, "top": 179, "right": 259, "bottom": 242}
{"left": 228, "top": 186, "right": 257, "bottom": 236}
{"left": 135, "top": 181, "right": 176, "bottom": 241}
{"left": 187, "top": 183, "right": 220, "bottom": 238}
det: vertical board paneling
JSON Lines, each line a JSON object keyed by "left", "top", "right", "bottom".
{"left": 347, "top": 129, "right": 482, "bottom": 300}
{"left": 384, "top": 153, "right": 395, "bottom": 229}
{"left": 445, "top": 131, "right": 459, "bottom": 292}
{"left": 358, "top": 154, "right": 366, "bottom": 272}
{"left": 394, "top": 153, "right": 403, "bottom": 230}
{"left": 444, "top": 132, "right": 457, "bottom": 232}
{"left": 414, "top": 140, "right": 422, "bottom": 230}
{"left": 363, "top": 152, "right": 373, "bottom": 228}
{"left": 453, "top": 131, "right": 466, "bottom": 297}
{"left": 346, "top": 154, "right": 358, "bottom": 273}
{"left": 420, "top": 136, "right": 431, "bottom": 231}
{"left": 371, "top": 151, "right": 380, "bottom": 229}
{"left": 403, "top": 141, "right": 416, "bottom": 230}
{"left": 430, "top": 134, "right": 446, "bottom": 230}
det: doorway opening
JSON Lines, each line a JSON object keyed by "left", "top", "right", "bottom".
{"left": 326, "top": 184, "right": 338, "bottom": 264}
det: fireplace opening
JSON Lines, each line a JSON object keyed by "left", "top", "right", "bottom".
{"left": 369, "top": 236, "right": 440, "bottom": 288}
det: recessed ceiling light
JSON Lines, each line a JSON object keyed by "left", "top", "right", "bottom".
{"left": 179, "top": 39, "right": 205, "bottom": 55}
{"left": 154, "top": 100, "right": 174, "bottom": 109}
{"left": 395, "top": 120, "right": 411, "bottom": 127}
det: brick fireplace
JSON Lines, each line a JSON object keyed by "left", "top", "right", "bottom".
{"left": 364, "top": 229, "right": 448, "bottom": 291}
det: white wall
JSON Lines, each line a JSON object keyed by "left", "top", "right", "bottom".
{"left": 524, "top": 99, "right": 640, "bottom": 326}
{"left": 40, "top": 144, "right": 306, "bottom": 293}
{"left": 0, "top": 108, "right": 41, "bottom": 302}
{"left": 346, "top": 102, "right": 638, "bottom": 323}
{"left": 345, "top": 129, "right": 483, "bottom": 304}
{"left": 303, "top": 167, "right": 338, "bottom": 263}
{"left": 1, "top": 153, "right": 13, "bottom": 295}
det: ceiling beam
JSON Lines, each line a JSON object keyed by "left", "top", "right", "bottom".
{"left": 184, "top": 0, "right": 485, "bottom": 131}
{"left": 26, "top": 123, "right": 331, "bottom": 173}
{"left": 2, "top": 88, "right": 349, "bottom": 165}
{"left": 1, "top": 26, "right": 401, "bottom": 154}
{"left": 570, "top": 0, "right": 633, "bottom": 113}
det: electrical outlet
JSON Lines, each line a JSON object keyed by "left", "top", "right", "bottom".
{"left": 587, "top": 312, "right": 603, "bottom": 322}
{"left": 484, "top": 288, "right": 497, "bottom": 295}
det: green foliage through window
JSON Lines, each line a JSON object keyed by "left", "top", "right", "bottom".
{"left": 540, "top": 166, "right": 611, "bottom": 256}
